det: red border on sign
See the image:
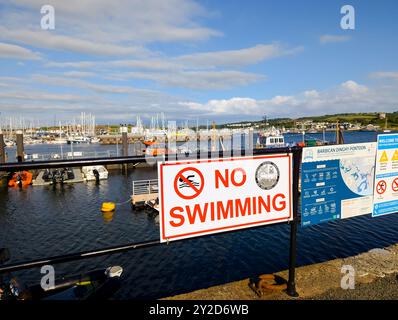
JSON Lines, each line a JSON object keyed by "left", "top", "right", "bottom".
{"left": 159, "top": 154, "right": 292, "bottom": 241}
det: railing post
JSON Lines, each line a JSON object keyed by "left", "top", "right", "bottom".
{"left": 286, "top": 147, "right": 302, "bottom": 297}
{"left": 16, "top": 131, "right": 24, "bottom": 162}
{"left": 248, "top": 128, "right": 254, "bottom": 154}
{"left": 122, "top": 131, "right": 128, "bottom": 157}
{"left": 0, "top": 133, "right": 5, "bottom": 163}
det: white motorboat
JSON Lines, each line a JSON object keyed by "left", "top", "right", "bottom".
{"left": 49, "top": 138, "right": 68, "bottom": 144}
{"left": 256, "top": 128, "right": 286, "bottom": 148}
{"left": 89, "top": 137, "right": 100, "bottom": 144}
{"left": 145, "top": 198, "right": 159, "bottom": 212}
{"left": 67, "top": 136, "right": 90, "bottom": 144}
{"left": 82, "top": 165, "right": 108, "bottom": 181}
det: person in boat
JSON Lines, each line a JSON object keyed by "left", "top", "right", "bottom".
{"left": 17, "top": 174, "right": 22, "bottom": 186}
{"left": 8, "top": 171, "right": 33, "bottom": 187}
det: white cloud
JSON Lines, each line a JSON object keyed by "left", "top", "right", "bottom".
{"left": 176, "top": 44, "right": 303, "bottom": 68}
{"left": 0, "top": 28, "right": 148, "bottom": 57}
{"left": 304, "top": 90, "right": 320, "bottom": 98}
{"left": 320, "top": 34, "right": 351, "bottom": 44}
{"left": 0, "top": 91, "right": 89, "bottom": 102}
{"left": 341, "top": 80, "right": 368, "bottom": 93}
{"left": 114, "top": 70, "right": 265, "bottom": 90}
{"left": 63, "top": 71, "right": 96, "bottom": 78}
{"left": 109, "top": 59, "right": 181, "bottom": 71}
{"left": 46, "top": 61, "right": 98, "bottom": 68}
{"left": 369, "top": 71, "right": 398, "bottom": 80}
{"left": 178, "top": 80, "right": 398, "bottom": 119}
{"left": 180, "top": 97, "right": 260, "bottom": 114}
{"left": 0, "top": 42, "right": 41, "bottom": 60}
{"left": 0, "top": 0, "right": 221, "bottom": 58}
{"left": 2, "top": 77, "right": 397, "bottom": 122}
{"left": 43, "top": 43, "right": 302, "bottom": 90}
{"left": 31, "top": 74, "right": 143, "bottom": 94}
{"left": 45, "top": 43, "right": 303, "bottom": 71}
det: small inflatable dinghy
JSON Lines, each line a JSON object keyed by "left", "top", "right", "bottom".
{"left": 8, "top": 171, "right": 33, "bottom": 187}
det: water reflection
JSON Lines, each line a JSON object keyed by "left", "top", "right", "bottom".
{"left": 102, "top": 211, "right": 115, "bottom": 223}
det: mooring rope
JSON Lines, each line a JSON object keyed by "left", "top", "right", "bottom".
{"left": 114, "top": 198, "right": 131, "bottom": 206}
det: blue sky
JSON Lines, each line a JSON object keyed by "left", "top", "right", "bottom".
{"left": 0, "top": 0, "right": 397, "bottom": 125}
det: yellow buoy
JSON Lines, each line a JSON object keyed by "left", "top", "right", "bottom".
{"left": 101, "top": 202, "right": 116, "bottom": 212}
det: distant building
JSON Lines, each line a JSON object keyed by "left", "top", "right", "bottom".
{"left": 226, "top": 122, "right": 252, "bottom": 128}
{"left": 366, "top": 124, "right": 380, "bottom": 131}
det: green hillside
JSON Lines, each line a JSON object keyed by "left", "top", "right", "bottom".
{"left": 224, "top": 112, "right": 398, "bottom": 129}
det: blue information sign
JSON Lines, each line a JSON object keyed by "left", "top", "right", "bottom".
{"left": 301, "top": 143, "right": 376, "bottom": 227}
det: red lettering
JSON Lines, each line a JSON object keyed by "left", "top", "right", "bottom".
{"left": 215, "top": 168, "right": 246, "bottom": 188}
{"left": 258, "top": 195, "right": 271, "bottom": 213}
{"left": 273, "top": 193, "right": 286, "bottom": 211}
{"left": 231, "top": 168, "right": 246, "bottom": 186}
{"left": 216, "top": 200, "right": 233, "bottom": 219}
{"left": 235, "top": 197, "right": 251, "bottom": 217}
{"left": 186, "top": 203, "right": 208, "bottom": 224}
{"left": 169, "top": 207, "right": 185, "bottom": 227}
{"left": 215, "top": 169, "right": 229, "bottom": 189}
{"left": 169, "top": 194, "right": 287, "bottom": 228}
{"left": 210, "top": 202, "right": 215, "bottom": 221}
{"left": 252, "top": 196, "right": 257, "bottom": 215}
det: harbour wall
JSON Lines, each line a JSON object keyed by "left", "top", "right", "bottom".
{"left": 164, "top": 243, "right": 398, "bottom": 300}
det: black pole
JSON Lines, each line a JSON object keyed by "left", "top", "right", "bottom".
{"left": 0, "top": 239, "right": 161, "bottom": 274}
{"left": 248, "top": 128, "right": 254, "bottom": 154}
{"left": 286, "top": 147, "right": 302, "bottom": 297}
{"left": 0, "top": 215, "right": 293, "bottom": 275}
{"left": 16, "top": 132, "right": 24, "bottom": 162}
{"left": 0, "top": 133, "right": 5, "bottom": 164}
{"left": 0, "top": 147, "right": 297, "bottom": 172}
{"left": 122, "top": 131, "right": 128, "bottom": 157}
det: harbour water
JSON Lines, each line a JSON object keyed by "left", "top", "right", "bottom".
{"left": 1, "top": 130, "right": 398, "bottom": 299}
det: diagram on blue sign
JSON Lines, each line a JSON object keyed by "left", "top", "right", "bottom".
{"left": 340, "top": 157, "right": 375, "bottom": 196}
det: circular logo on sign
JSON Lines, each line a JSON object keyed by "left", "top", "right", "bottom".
{"left": 255, "top": 161, "right": 280, "bottom": 190}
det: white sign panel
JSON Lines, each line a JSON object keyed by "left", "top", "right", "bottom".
{"left": 158, "top": 154, "right": 292, "bottom": 242}
{"left": 373, "top": 134, "right": 398, "bottom": 217}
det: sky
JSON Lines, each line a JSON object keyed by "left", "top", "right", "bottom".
{"left": 0, "top": 0, "right": 397, "bottom": 125}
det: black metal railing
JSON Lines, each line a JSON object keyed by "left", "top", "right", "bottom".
{"left": 0, "top": 146, "right": 302, "bottom": 297}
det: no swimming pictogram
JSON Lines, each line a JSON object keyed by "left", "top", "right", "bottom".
{"left": 173, "top": 167, "right": 204, "bottom": 200}
{"left": 392, "top": 178, "right": 398, "bottom": 192}
{"left": 376, "top": 180, "right": 387, "bottom": 195}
